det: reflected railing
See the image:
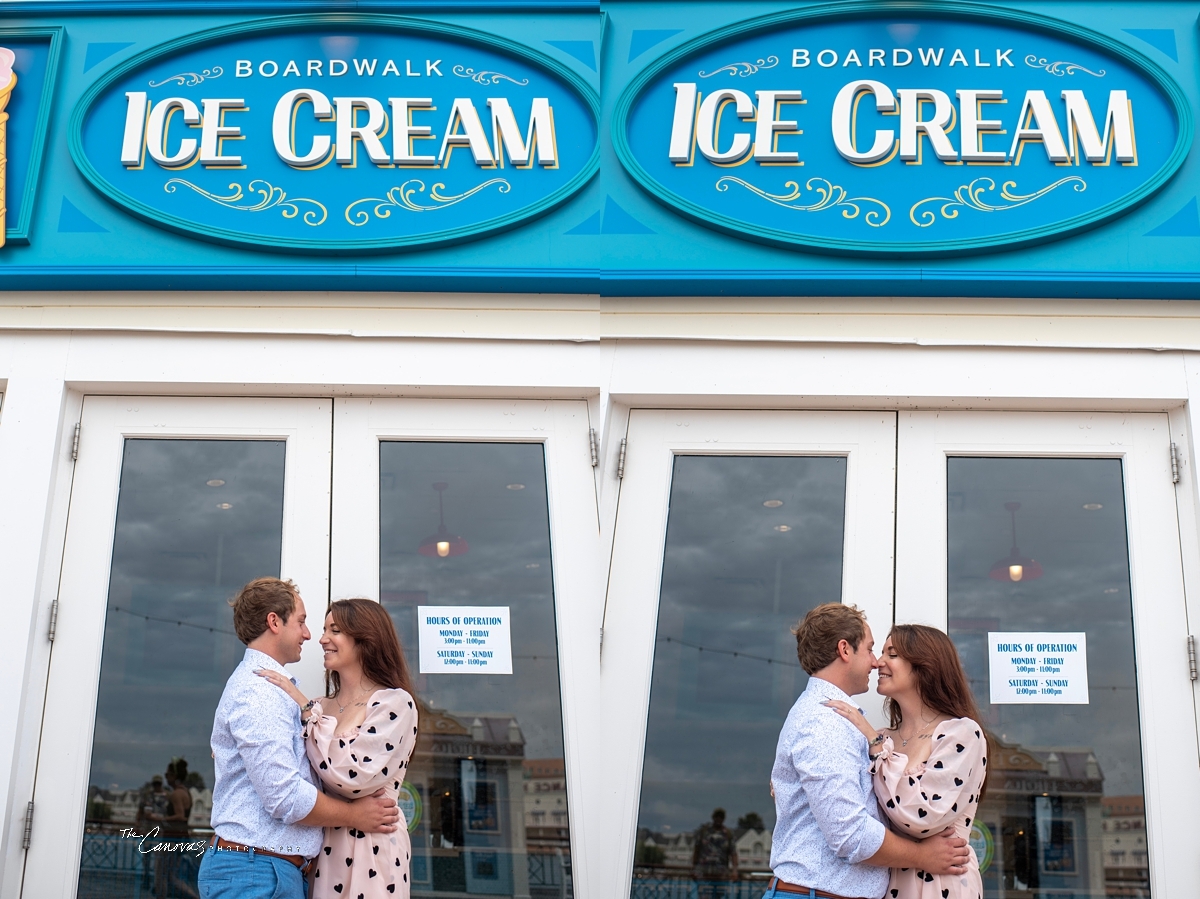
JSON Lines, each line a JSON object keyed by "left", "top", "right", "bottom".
{"left": 630, "top": 872, "right": 772, "bottom": 899}
{"left": 79, "top": 830, "right": 208, "bottom": 899}
{"left": 79, "top": 833, "right": 572, "bottom": 899}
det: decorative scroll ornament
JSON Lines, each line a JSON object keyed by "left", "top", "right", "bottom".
{"left": 716, "top": 176, "right": 891, "bottom": 227}
{"left": 699, "top": 55, "right": 779, "bottom": 78}
{"left": 164, "top": 179, "right": 327, "bottom": 226}
{"left": 452, "top": 65, "right": 529, "bottom": 86}
{"left": 149, "top": 67, "right": 223, "bottom": 88}
{"left": 909, "top": 176, "right": 1087, "bottom": 227}
{"left": 345, "top": 178, "right": 511, "bottom": 225}
{"left": 1024, "top": 55, "right": 1105, "bottom": 77}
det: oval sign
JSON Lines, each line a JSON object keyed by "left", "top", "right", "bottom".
{"left": 70, "top": 14, "right": 598, "bottom": 253}
{"left": 614, "top": 2, "right": 1191, "bottom": 256}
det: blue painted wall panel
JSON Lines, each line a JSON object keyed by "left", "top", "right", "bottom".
{"left": 596, "top": 1, "right": 1200, "bottom": 296}
{"left": 2, "top": 1, "right": 1200, "bottom": 296}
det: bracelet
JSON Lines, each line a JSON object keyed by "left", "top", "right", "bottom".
{"left": 301, "top": 699, "right": 318, "bottom": 716}
{"left": 867, "top": 733, "right": 885, "bottom": 748}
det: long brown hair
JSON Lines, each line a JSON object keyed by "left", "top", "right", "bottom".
{"left": 885, "top": 624, "right": 982, "bottom": 729}
{"left": 324, "top": 599, "right": 416, "bottom": 700}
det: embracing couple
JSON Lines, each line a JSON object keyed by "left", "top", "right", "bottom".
{"left": 197, "top": 577, "right": 419, "bottom": 899}
{"left": 767, "top": 603, "right": 986, "bottom": 899}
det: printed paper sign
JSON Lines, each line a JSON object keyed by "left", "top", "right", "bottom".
{"left": 418, "top": 606, "right": 512, "bottom": 675}
{"left": 988, "top": 632, "right": 1089, "bottom": 704}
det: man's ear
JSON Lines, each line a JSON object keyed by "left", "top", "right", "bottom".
{"left": 265, "top": 611, "right": 282, "bottom": 634}
{"left": 836, "top": 638, "right": 853, "bottom": 662}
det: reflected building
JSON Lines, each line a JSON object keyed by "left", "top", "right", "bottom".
{"left": 1102, "top": 796, "right": 1149, "bottom": 898}
{"left": 408, "top": 699, "right": 572, "bottom": 899}
{"left": 976, "top": 734, "right": 1108, "bottom": 897}
{"left": 631, "top": 818, "right": 772, "bottom": 899}
{"left": 733, "top": 827, "right": 771, "bottom": 874}
{"left": 83, "top": 785, "right": 212, "bottom": 831}
{"left": 524, "top": 758, "right": 570, "bottom": 848}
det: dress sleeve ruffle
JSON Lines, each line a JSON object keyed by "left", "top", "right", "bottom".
{"left": 871, "top": 717, "right": 987, "bottom": 837}
{"left": 304, "top": 689, "right": 419, "bottom": 800}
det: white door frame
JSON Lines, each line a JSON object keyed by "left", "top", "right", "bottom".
{"left": 596, "top": 409, "right": 898, "bottom": 899}
{"left": 894, "top": 410, "right": 1200, "bottom": 898}
{"left": 23, "top": 396, "right": 333, "bottom": 899}
{"left": 328, "top": 397, "right": 602, "bottom": 899}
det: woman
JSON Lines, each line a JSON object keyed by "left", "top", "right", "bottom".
{"left": 257, "top": 598, "right": 419, "bottom": 899}
{"left": 152, "top": 758, "right": 198, "bottom": 899}
{"left": 825, "top": 624, "right": 987, "bottom": 899}
{"left": 157, "top": 758, "right": 193, "bottom": 836}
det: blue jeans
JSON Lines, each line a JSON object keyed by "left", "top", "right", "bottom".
{"left": 197, "top": 844, "right": 309, "bottom": 899}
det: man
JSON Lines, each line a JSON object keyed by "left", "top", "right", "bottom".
{"left": 692, "top": 807, "right": 737, "bottom": 898}
{"left": 768, "top": 603, "right": 969, "bottom": 898}
{"left": 198, "top": 577, "right": 401, "bottom": 899}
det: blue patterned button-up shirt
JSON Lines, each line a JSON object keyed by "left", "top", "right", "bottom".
{"left": 770, "top": 676, "right": 889, "bottom": 899}
{"left": 209, "top": 648, "right": 322, "bottom": 858}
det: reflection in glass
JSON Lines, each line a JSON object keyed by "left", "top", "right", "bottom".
{"left": 947, "top": 458, "right": 1149, "bottom": 899}
{"left": 633, "top": 456, "right": 847, "bottom": 899}
{"left": 78, "top": 440, "right": 286, "bottom": 899}
{"left": 379, "top": 442, "right": 570, "bottom": 898}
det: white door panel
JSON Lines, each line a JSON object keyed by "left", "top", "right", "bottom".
{"left": 599, "top": 409, "right": 897, "bottom": 899}
{"left": 896, "top": 411, "right": 1197, "bottom": 899}
{"left": 330, "top": 398, "right": 600, "bottom": 899}
{"left": 25, "top": 396, "right": 332, "bottom": 899}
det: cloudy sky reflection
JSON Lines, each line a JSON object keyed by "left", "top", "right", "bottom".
{"left": 947, "top": 457, "right": 1145, "bottom": 798}
{"left": 378, "top": 442, "right": 565, "bottom": 761}
{"left": 88, "top": 439, "right": 285, "bottom": 794}
{"left": 637, "top": 455, "right": 847, "bottom": 836}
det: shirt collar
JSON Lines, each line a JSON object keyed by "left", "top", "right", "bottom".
{"left": 243, "top": 647, "right": 297, "bottom": 683}
{"left": 806, "top": 675, "right": 854, "bottom": 704}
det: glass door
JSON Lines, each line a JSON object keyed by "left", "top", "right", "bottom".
{"left": 329, "top": 398, "right": 600, "bottom": 899}
{"left": 24, "top": 396, "right": 333, "bottom": 899}
{"left": 599, "top": 410, "right": 898, "bottom": 899}
{"left": 895, "top": 411, "right": 1200, "bottom": 898}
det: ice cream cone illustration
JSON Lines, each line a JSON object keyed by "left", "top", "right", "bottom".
{"left": 0, "top": 47, "right": 16, "bottom": 248}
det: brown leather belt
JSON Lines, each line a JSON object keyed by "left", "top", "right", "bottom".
{"left": 767, "top": 878, "right": 866, "bottom": 899}
{"left": 210, "top": 835, "right": 315, "bottom": 876}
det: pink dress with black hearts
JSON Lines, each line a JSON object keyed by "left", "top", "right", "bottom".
{"left": 305, "top": 688, "right": 418, "bottom": 899}
{"left": 870, "top": 717, "right": 987, "bottom": 899}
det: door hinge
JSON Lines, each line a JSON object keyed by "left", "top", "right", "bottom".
{"left": 588, "top": 428, "right": 599, "bottom": 468}
{"left": 71, "top": 422, "right": 81, "bottom": 462}
{"left": 48, "top": 599, "right": 59, "bottom": 643}
{"left": 1170, "top": 442, "right": 1181, "bottom": 484}
{"left": 617, "top": 438, "right": 628, "bottom": 479}
{"left": 1189, "top": 635, "right": 1197, "bottom": 682}
{"left": 22, "top": 800, "right": 33, "bottom": 850}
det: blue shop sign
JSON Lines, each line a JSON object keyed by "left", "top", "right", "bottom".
{"left": 614, "top": 1, "right": 1191, "bottom": 257}
{"left": 70, "top": 14, "right": 599, "bottom": 254}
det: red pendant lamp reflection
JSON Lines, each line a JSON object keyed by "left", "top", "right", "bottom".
{"left": 989, "top": 501, "right": 1042, "bottom": 582}
{"left": 418, "top": 482, "right": 469, "bottom": 558}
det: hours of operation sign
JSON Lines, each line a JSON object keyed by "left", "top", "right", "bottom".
{"left": 418, "top": 605, "right": 513, "bottom": 674}
{"left": 988, "top": 632, "right": 1089, "bottom": 704}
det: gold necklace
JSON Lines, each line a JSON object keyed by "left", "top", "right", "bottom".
{"left": 899, "top": 728, "right": 935, "bottom": 748}
{"left": 899, "top": 710, "right": 940, "bottom": 747}
{"left": 335, "top": 682, "right": 375, "bottom": 714}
